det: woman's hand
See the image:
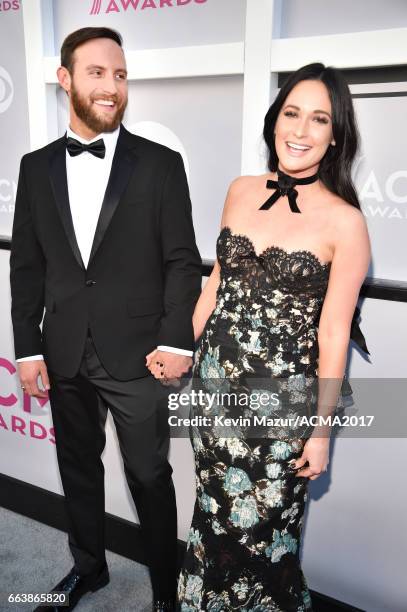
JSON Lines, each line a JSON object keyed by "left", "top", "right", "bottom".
{"left": 146, "top": 348, "right": 160, "bottom": 373}
{"left": 291, "top": 437, "right": 330, "bottom": 480}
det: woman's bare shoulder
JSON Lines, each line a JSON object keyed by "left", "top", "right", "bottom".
{"left": 327, "top": 194, "right": 366, "bottom": 229}
{"left": 228, "top": 174, "right": 262, "bottom": 191}
{"left": 222, "top": 175, "right": 267, "bottom": 220}
{"left": 227, "top": 173, "right": 269, "bottom": 198}
{"left": 325, "top": 195, "right": 370, "bottom": 261}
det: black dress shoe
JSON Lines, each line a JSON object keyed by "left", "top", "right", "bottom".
{"left": 33, "top": 565, "right": 109, "bottom": 611}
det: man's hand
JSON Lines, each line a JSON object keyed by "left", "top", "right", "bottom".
{"left": 18, "top": 360, "right": 50, "bottom": 398}
{"left": 146, "top": 349, "right": 192, "bottom": 385}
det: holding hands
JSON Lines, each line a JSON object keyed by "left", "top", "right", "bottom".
{"left": 146, "top": 349, "right": 192, "bottom": 386}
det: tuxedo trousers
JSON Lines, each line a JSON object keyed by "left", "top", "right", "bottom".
{"left": 47, "top": 329, "right": 178, "bottom": 601}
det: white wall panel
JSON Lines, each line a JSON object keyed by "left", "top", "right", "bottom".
{"left": 279, "top": 0, "right": 407, "bottom": 38}
{"left": 0, "top": 3, "right": 29, "bottom": 237}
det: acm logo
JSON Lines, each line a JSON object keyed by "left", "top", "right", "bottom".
{"left": 0, "top": 357, "right": 55, "bottom": 444}
{"left": 0, "top": 67, "right": 15, "bottom": 216}
{"left": 0, "top": 66, "right": 14, "bottom": 114}
{"left": 0, "top": 1, "right": 20, "bottom": 10}
{"left": 354, "top": 156, "right": 407, "bottom": 219}
{"left": 90, "top": 0, "right": 207, "bottom": 14}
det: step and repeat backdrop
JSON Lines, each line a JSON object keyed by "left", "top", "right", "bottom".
{"left": 1, "top": 1, "right": 407, "bottom": 610}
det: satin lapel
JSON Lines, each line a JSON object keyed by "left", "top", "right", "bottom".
{"left": 87, "top": 126, "right": 137, "bottom": 265}
{"left": 49, "top": 139, "right": 85, "bottom": 269}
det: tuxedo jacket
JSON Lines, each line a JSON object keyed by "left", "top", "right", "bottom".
{"left": 10, "top": 125, "right": 202, "bottom": 380}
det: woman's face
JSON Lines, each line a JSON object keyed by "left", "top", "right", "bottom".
{"left": 274, "top": 79, "right": 335, "bottom": 177}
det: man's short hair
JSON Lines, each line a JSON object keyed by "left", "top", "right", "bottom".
{"left": 61, "top": 27, "right": 123, "bottom": 73}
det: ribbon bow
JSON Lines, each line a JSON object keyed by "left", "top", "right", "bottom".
{"left": 66, "top": 136, "right": 106, "bottom": 159}
{"left": 259, "top": 169, "right": 319, "bottom": 213}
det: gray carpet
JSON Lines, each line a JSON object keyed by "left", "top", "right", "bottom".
{"left": 0, "top": 507, "right": 153, "bottom": 611}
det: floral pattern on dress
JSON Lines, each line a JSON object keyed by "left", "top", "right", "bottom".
{"left": 177, "top": 227, "right": 335, "bottom": 611}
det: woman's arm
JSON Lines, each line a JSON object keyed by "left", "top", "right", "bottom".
{"left": 317, "top": 205, "right": 371, "bottom": 398}
{"left": 192, "top": 177, "right": 245, "bottom": 342}
{"left": 295, "top": 204, "right": 371, "bottom": 478}
{"left": 192, "top": 259, "right": 221, "bottom": 342}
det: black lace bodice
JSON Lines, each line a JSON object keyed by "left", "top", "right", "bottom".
{"left": 217, "top": 225, "right": 331, "bottom": 295}
{"left": 199, "top": 227, "right": 330, "bottom": 376}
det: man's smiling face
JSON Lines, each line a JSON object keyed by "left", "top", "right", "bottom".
{"left": 61, "top": 37, "right": 128, "bottom": 136}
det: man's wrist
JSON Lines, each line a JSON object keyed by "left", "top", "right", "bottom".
{"left": 157, "top": 345, "right": 193, "bottom": 357}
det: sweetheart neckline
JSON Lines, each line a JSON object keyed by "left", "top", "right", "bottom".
{"left": 219, "top": 226, "right": 332, "bottom": 269}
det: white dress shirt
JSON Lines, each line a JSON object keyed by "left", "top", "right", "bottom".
{"left": 17, "top": 126, "right": 193, "bottom": 362}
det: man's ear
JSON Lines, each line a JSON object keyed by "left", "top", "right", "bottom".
{"left": 57, "top": 66, "right": 71, "bottom": 95}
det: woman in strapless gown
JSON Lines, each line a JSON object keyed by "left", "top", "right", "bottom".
{"left": 175, "top": 63, "right": 371, "bottom": 612}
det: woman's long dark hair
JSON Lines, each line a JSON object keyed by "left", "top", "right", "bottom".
{"left": 263, "top": 62, "right": 361, "bottom": 209}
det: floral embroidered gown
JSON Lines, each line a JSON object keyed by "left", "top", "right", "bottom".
{"left": 177, "top": 226, "right": 337, "bottom": 612}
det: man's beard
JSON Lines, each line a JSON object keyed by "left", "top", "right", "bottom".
{"left": 70, "top": 82, "right": 127, "bottom": 134}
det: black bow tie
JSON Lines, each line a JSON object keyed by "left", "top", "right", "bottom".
{"left": 66, "top": 136, "right": 106, "bottom": 159}
{"left": 259, "top": 169, "right": 319, "bottom": 213}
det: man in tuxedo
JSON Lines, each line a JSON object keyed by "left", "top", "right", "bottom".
{"left": 10, "top": 27, "right": 201, "bottom": 611}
